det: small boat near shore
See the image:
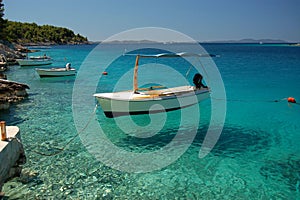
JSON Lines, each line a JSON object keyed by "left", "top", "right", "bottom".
{"left": 16, "top": 55, "right": 52, "bottom": 66}
{"left": 0, "top": 66, "right": 7, "bottom": 72}
{"left": 35, "top": 67, "right": 76, "bottom": 78}
{"left": 0, "top": 54, "right": 8, "bottom": 72}
{"left": 94, "top": 52, "right": 211, "bottom": 118}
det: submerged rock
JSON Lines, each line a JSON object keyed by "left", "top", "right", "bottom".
{"left": 18, "top": 169, "right": 39, "bottom": 184}
{"left": 0, "top": 79, "right": 30, "bottom": 110}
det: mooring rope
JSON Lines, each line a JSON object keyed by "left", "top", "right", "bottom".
{"left": 211, "top": 96, "right": 299, "bottom": 105}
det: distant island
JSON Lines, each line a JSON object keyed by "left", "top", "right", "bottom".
{"left": 203, "top": 38, "right": 289, "bottom": 44}
{"left": 98, "top": 38, "right": 294, "bottom": 44}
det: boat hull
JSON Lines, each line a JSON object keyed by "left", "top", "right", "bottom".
{"left": 36, "top": 68, "right": 76, "bottom": 77}
{"left": 17, "top": 59, "right": 52, "bottom": 66}
{"left": 94, "top": 86, "right": 209, "bottom": 118}
{"left": 0, "top": 65, "right": 7, "bottom": 72}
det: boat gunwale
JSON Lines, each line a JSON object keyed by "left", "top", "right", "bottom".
{"left": 35, "top": 68, "right": 76, "bottom": 72}
{"left": 94, "top": 88, "right": 209, "bottom": 102}
{"left": 38, "top": 74, "right": 76, "bottom": 77}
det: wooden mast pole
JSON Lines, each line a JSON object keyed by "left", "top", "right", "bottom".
{"left": 133, "top": 55, "right": 140, "bottom": 92}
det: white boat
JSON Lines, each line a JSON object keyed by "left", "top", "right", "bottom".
{"left": 29, "top": 55, "right": 51, "bottom": 59}
{"left": 17, "top": 56, "right": 52, "bottom": 66}
{"left": 35, "top": 67, "right": 76, "bottom": 77}
{"left": 0, "top": 66, "right": 7, "bottom": 72}
{"left": 94, "top": 53, "right": 211, "bottom": 118}
{"left": 0, "top": 54, "right": 8, "bottom": 71}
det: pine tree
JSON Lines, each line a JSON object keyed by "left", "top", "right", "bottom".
{"left": 0, "top": 0, "right": 6, "bottom": 40}
{"left": 0, "top": 0, "right": 4, "bottom": 19}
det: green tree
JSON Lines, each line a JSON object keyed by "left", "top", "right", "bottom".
{"left": 0, "top": 0, "right": 6, "bottom": 40}
{"left": 3, "top": 20, "right": 88, "bottom": 44}
{"left": 0, "top": 0, "right": 3, "bottom": 19}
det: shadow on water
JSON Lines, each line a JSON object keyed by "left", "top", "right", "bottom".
{"left": 38, "top": 76, "right": 76, "bottom": 84}
{"left": 115, "top": 127, "right": 177, "bottom": 152}
{"left": 0, "top": 104, "right": 29, "bottom": 125}
{"left": 112, "top": 122, "right": 275, "bottom": 157}
{"left": 199, "top": 124, "right": 275, "bottom": 158}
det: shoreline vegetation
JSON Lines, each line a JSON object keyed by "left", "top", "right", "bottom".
{"left": 4, "top": 21, "right": 88, "bottom": 46}
{"left": 0, "top": 21, "right": 89, "bottom": 60}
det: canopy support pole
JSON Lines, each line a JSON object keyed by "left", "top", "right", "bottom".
{"left": 133, "top": 55, "right": 140, "bottom": 92}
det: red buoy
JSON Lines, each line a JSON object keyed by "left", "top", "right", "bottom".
{"left": 102, "top": 71, "right": 108, "bottom": 75}
{"left": 287, "top": 97, "right": 296, "bottom": 103}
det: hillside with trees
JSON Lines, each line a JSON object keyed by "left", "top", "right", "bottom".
{"left": 3, "top": 21, "right": 88, "bottom": 45}
{"left": 0, "top": 0, "right": 5, "bottom": 40}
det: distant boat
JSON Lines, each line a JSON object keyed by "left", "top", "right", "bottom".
{"left": 94, "top": 52, "right": 211, "bottom": 118}
{"left": 0, "top": 66, "right": 7, "bottom": 72}
{"left": 16, "top": 55, "right": 52, "bottom": 66}
{"left": 29, "top": 46, "right": 52, "bottom": 49}
{"left": 35, "top": 67, "right": 76, "bottom": 78}
{"left": 0, "top": 54, "right": 8, "bottom": 71}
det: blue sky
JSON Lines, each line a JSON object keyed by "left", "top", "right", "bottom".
{"left": 3, "top": 0, "right": 300, "bottom": 42}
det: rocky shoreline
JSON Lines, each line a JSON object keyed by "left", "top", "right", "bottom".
{"left": 0, "top": 41, "right": 26, "bottom": 60}
{"left": 0, "top": 40, "right": 90, "bottom": 63}
{"left": 0, "top": 41, "right": 30, "bottom": 110}
{"left": 0, "top": 40, "right": 89, "bottom": 111}
{"left": 0, "top": 79, "right": 29, "bottom": 110}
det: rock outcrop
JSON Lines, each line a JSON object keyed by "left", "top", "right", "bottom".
{"left": 0, "top": 79, "right": 30, "bottom": 110}
{"left": 0, "top": 42, "right": 25, "bottom": 60}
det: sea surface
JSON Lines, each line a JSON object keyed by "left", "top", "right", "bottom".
{"left": 1, "top": 43, "right": 300, "bottom": 199}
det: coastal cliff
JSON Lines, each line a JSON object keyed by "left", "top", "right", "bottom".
{"left": 0, "top": 79, "right": 29, "bottom": 110}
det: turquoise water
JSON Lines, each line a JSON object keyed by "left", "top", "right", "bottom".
{"left": 1, "top": 43, "right": 300, "bottom": 199}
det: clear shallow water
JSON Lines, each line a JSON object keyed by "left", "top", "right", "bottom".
{"left": 1, "top": 43, "right": 300, "bottom": 199}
